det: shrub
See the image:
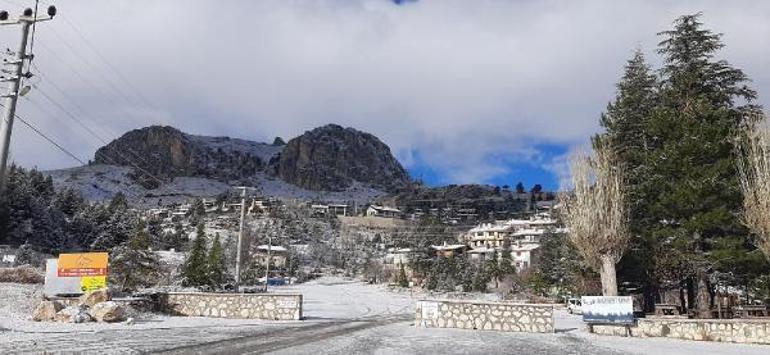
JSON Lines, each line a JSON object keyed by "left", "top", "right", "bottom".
{"left": 0, "top": 266, "right": 44, "bottom": 284}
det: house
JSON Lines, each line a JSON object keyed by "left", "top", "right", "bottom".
{"left": 253, "top": 245, "right": 289, "bottom": 267}
{"left": 366, "top": 205, "right": 401, "bottom": 218}
{"left": 311, "top": 204, "right": 349, "bottom": 217}
{"left": 384, "top": 248, "right": 413, "bottom": 266}
{"left": 510, "top": 242, "right": 540, "bottom": 271}
{"left": 466, "top": 246, "right": 497, "bottom": 263}
{"left": 431, "top": 242, "right": 467, "bottom": 258}
{"left": 464, "top": 222, "right": 511, "bottom": 249}
{"left": 510, "top": 228, "right": 546, "bottom": 244}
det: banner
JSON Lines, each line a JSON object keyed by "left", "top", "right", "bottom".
{"left": 581, "top": 296, "right": 634, "bottom": 324}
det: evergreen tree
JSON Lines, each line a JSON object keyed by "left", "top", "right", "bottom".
{"left": 646, "top": 14, "right": 760, "bottom": 315}
{"left": 591, "top": 50, "right": 659, "bottom": 302}
{"left": 13, "top": 241, "right": 38, "bottom": 267}
{"left": 108, "top": 192, "right": 128, "bottom": 212}
{"left": 396, "top": 262, "right": 409, "bottom": 287}
{"left": 207, "top": 233, "right": 227, "bottom": 289}
{"left": 174, "top": 223, "right": 189, "bottom": 251}
{"left": 515, "top": 182, "right": 525, "bottom": 194}
{"left": 181, "top": 223, "right": 209, "bottom": 287}
{"left": 110, "top": 219, "right": 160, "bottom": 291}
{"left": 53, "top": 188, "right": 86, "bottom": 217}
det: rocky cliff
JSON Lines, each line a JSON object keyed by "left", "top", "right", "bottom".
{"left": 269, "top": 124, "right": 410, "bottom": 192}
{"left": 92, "top": 124, "right": 410, "bottom": 192}
{"left": 93, "top": 126, "right": 281, "bottom": 189}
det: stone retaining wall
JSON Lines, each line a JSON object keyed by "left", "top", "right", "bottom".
{"left": 415, "top": 299, "right": 554, "bottom": 333}
{"left": 590, "top": 318, "right": 770, "bottom": 345}
{"left": 157, "top": 292, "right": 302, "bottom": 320}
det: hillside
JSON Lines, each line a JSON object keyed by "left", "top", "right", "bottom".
{"left": 49, "top": 124, "right": 410, "bottom": 204}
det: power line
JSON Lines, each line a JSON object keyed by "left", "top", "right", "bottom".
{"left": 59, "top": 13, "right": 160, "bottom": 112}
{"left": 13, "top": 111, "right": 86, "bottom": 165}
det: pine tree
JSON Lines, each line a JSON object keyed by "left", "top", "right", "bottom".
{"left": 181, "top": 223, "right": 209, "bottom": 287}
{"left": 591, "top": 50, "right": 659, "bottom": 301}
{"left": 207, "top": 233, "right": 227, "bottom": 289}
{"left": 110, "top": 219, "right": 160, "bottom": 291}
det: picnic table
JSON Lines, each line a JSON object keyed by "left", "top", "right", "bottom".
{"left": 654, "top": 303, "right": 681, "bottom": 316}
{"left": 734, "top": 305, "right": 769, "bottom": 318}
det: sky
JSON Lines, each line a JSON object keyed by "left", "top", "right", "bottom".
{"left": 0, "top": 0, "right": 768, "bottom": 190}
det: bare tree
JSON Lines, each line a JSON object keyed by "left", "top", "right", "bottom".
{"left": 562, "top": 146, "right": 629, "bottom": 296}
{"left": 737, "top": 121, "right": 770, "bottom": 259}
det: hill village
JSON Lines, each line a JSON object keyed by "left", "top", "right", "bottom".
{"left": 134, "top": 190, "right": 562, "bottom": 287}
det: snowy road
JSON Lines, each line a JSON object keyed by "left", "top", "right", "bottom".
{"left": 2, "top": 278, "right": 769, "bottom": 354}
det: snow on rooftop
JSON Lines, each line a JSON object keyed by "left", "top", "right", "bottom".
{"left": 511, "top": 244, "right": 540, "bottom": 251}
{"left": 370, "top": 205, "right": 401, "bottom": 213}
{"left": 256, "top": 245, "right": 288, "bottom": 252}
{"left": 431, "top": 244, "right": 467, "bottom": 251}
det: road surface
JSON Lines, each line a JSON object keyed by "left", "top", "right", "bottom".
{"left": 2, "top": 278, "right": 768, "bottom": 354}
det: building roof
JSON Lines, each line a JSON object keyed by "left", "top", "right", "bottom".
{"left": 467, "top": 247, "right": 496, "bottom": 254}
{"left": 431, "top": 244, "right": 467, "bottom": 251}
{"left": 511, "top": 244, "right": 540, "bottom": 252}
{"left": 369, "top": 205, "right": 401, "bottom": 213}
{"left": 511, "top": 228, "right": 546, "bottom": 237}
{"left": 256, "top": 245, "right": 288, "bottom": 252}
{"left": 468, "top": 222, "right": 511, "bottom": 233}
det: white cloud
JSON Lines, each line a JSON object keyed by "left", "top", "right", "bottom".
{"left": 0, "top": 0, "right": 768, "bottom": 184}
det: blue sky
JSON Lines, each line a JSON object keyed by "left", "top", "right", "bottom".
{"left": 2, "top": 0, "right": 768, "bottom": 191}
{"left": 407, "top": 143, "right": 569, "bottom": 191}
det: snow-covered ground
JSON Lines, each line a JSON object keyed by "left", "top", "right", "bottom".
{"left": 2, "top": 279, "right": 769, "bottom": 354}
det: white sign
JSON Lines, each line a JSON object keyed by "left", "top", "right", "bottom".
{"left": 581, "top": 296, "right": 634, "bottom": 324}
{"left": 43, "top": 259, "right": 81, "bottom": 297}
{"left": 420, "top": 301, "right": 440, "bottom": 320}
{"left": 277, "top": 299, "right": 298, "bottom": 309}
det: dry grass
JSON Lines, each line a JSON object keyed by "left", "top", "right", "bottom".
{"left": 737, "top": 122, "right": 770, "bottom": 259}
{"left": 0, "top": 266, "right": 45, "bottom": 284}
{"left": 561, "top": 146, "right": 629, "bottom": 268}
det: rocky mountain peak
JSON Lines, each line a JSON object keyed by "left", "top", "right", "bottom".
{"left": 270, "top": 124, "right": 411, "bottom": 192}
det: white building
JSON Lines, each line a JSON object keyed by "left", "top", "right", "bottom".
{"left": 510, "top": 242, "right": 540, "bottom": 271}
{"left": 465, "top": 222, "right": 511, "bottom": 249}
{"left": 366, "top": 205, "right": 401, "bottom": 218}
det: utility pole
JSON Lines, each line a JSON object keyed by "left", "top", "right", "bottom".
{"left": 264, "top": 232, "right": 271, "bottom": 292}
{"left": 233, "top": 186, "right": 257, "bottom": 292}
{"left": 0, "top": 6, "right": 56, "bottom": 192}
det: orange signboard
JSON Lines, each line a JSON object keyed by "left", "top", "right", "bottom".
{"left": 57, "top": 252, "right": 108, "bottom": 277}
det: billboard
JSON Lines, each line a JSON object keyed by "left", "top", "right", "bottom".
{"left": 581, "top": 296, "right": 634, "bottom": 324}
{"left": 57, "top": 252, "right": 109, "bottom": 277}
{"left": 45, "top": 253, "right": 109, "bottom": 296}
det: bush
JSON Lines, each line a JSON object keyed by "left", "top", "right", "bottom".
{"left": 0, "top": 266, "right": 44, "bottom": 284}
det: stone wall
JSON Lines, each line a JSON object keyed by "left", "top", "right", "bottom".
{"left": 415, "top": 299, "right": 554, "bottom": 333}
{"left": 157, "top": 292, "right": 302, "bottom": 320}
{"left": 590, "top": 318, "right": 770, "bottom": 345}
